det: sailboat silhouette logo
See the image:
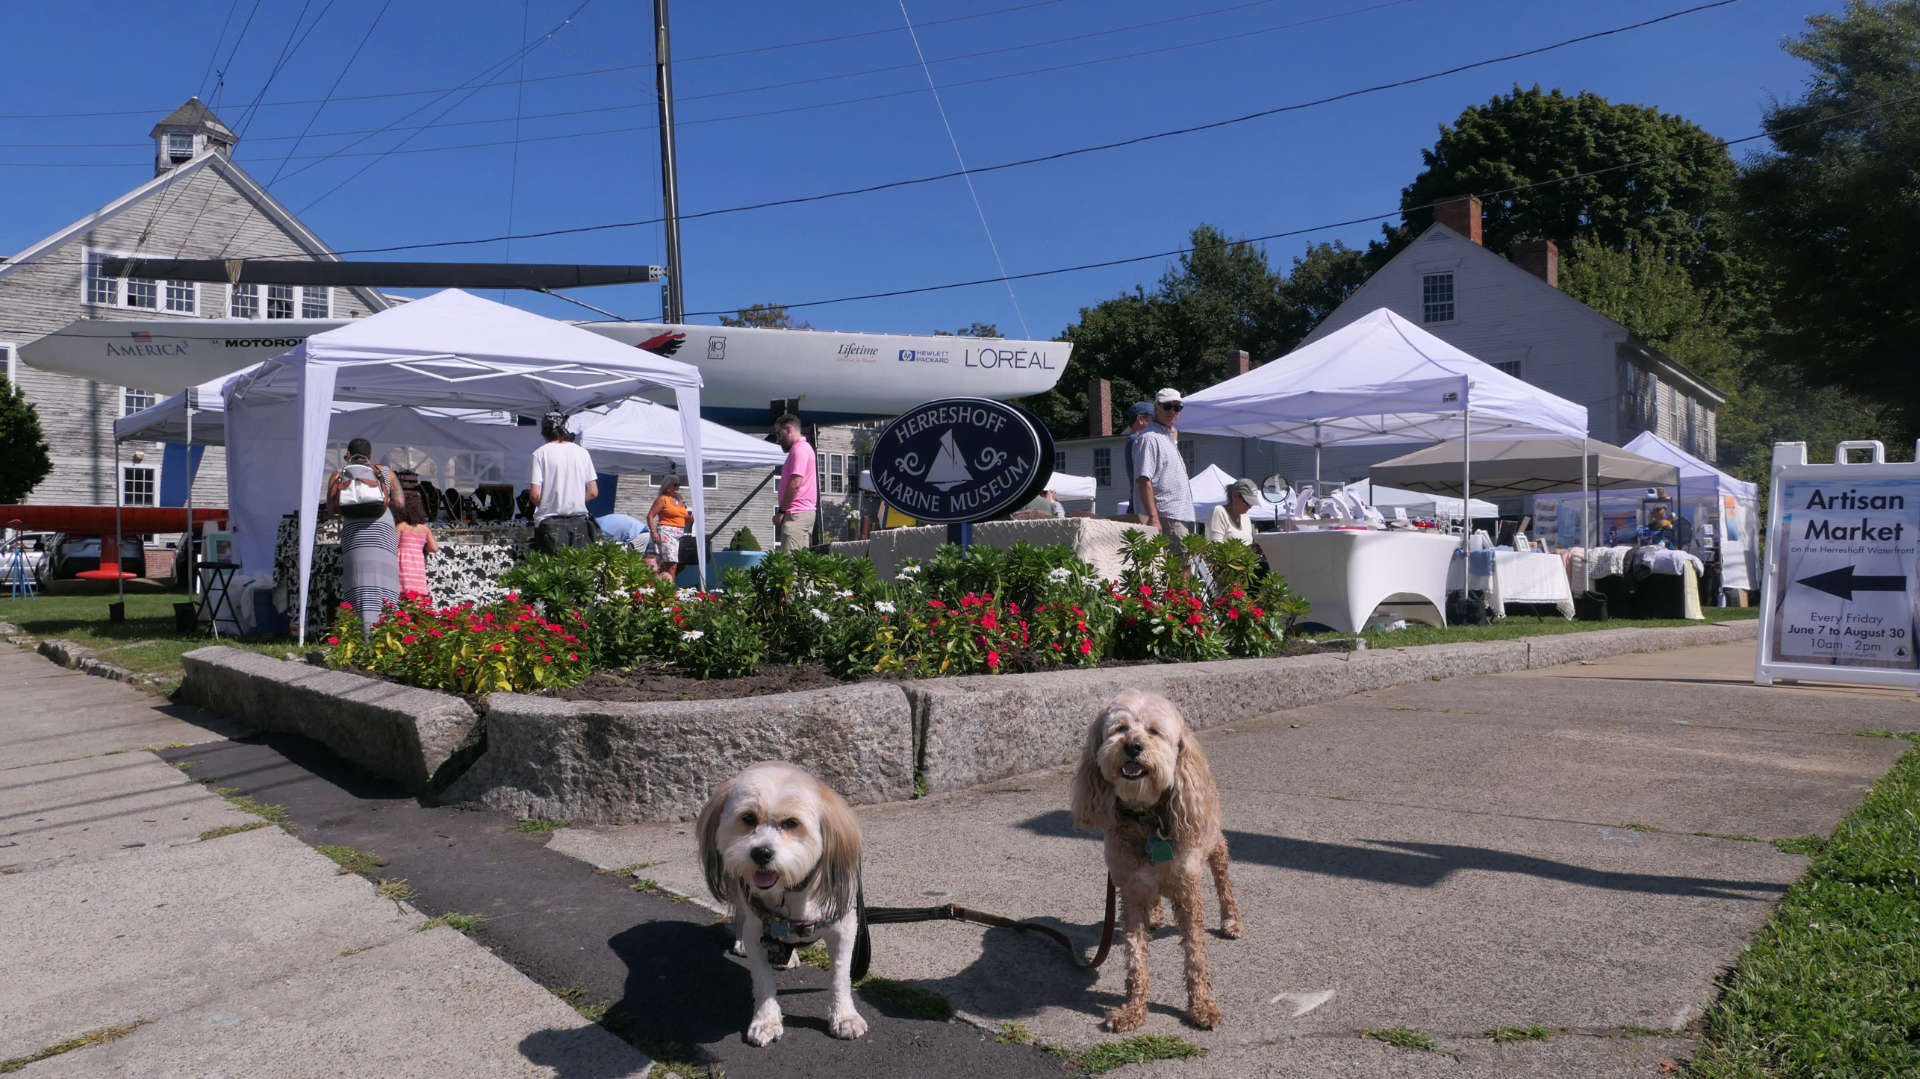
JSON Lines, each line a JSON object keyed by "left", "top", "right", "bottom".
{"left": 924, "top": 428, "right": 972, "bottom": 491}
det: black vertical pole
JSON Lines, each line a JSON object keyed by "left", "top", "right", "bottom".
{"left": 947, "top": 521, "right": 971, "bottom": 552}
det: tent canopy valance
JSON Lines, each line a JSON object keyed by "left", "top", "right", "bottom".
{"left": 221, "top": 289, "right": 708, "bottom": 644}
{"left": 1368, "top": 436, "right": 1680, "bottom": 499}
{"left": 1178, "top": 308, "right": 1588, "bottom": 447}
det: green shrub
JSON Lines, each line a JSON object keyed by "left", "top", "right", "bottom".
{"left": 726, "top": 528, "right": 762, "bottom": 552}
{"left": 324, "top": 594, "right": 591, "bottom": 693}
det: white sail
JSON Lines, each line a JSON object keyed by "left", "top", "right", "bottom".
{"left": 924, "top": 429, "right": 972, "bottom": 490}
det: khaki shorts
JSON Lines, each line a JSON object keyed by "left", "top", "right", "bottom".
{"left": 777, "top": 511, "right": 815, "bottom": 552}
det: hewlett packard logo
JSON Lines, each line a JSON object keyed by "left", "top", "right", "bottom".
{"left": 897, "top": 349, "right": 950, "bottom": 365}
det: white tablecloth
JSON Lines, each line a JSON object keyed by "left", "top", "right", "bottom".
{"left": 1451, "top": 549, "right": 1575, "bottom": 619}
{"left": 1253, "top": 530, "right": 1459, "bottom": 632}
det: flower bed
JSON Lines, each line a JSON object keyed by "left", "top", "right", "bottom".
{"left": 322, "top": 531, "right": 1311, "bottom": 695}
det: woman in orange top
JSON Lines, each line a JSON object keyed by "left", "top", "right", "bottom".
{"left": 647, "top": 476, "right": 692, "bottom": 580}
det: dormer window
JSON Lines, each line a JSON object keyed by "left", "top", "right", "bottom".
{"left": 165, "top": 131, "right": 195, "bottom": 163}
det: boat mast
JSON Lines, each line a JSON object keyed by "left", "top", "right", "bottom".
{"left": 653, "top": 0, "right": 685, "bottom": 324}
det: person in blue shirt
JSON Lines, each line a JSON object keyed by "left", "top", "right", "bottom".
{"left": 595, "top": 513, "right": 650, "bottom": 551}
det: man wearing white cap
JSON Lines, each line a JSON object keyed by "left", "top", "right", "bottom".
{"left": 1131, "top": 387, "right": 1195, "bottom": 543}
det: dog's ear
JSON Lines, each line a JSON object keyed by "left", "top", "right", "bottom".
{"left": 815, "top": 781, "right": 863, "bottom": 920}
{"left": 1167, "top": 725, "right": 1221, "bottom": 845}
{"left": 1070, "top": 710, "right": 1116, "bottom": 832}
{"left": 695, "top": 775, "right": 736, "bottom": 902}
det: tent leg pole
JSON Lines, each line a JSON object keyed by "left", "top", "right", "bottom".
{"left": 1581, "top": 436, "right": 1590, "bottom": 594}
{"left": 112, "top": 441, "right": 125, "bottom": 616}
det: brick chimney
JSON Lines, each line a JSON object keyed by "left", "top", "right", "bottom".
{"left": 1087, "top": 378, "right": 1112, "bottom": 437}
{"left": 1509, "top": 238, "right": 1559, "bottom": 289}
{"left": 1433, "top": 195, "right": 1482, "bottom": 245}
{"left": 1221, "top": 348, "right": 1249, "bottom": 380}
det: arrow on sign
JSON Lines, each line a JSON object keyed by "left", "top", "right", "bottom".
{"left": 1795, "top": 565, "right": 1907, "bottom": 601}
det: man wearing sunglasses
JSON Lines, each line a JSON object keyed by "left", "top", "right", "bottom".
{"left": 1130, "top": 387, "right": 1196, "bottom": 544}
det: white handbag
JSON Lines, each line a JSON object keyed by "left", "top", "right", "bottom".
{"left": 335, "top": 464, "right": 388, "bottom": 517}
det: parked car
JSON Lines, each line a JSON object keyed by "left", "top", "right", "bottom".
{"left": 44, "top": 533, "right": 147, "bottom": 580}
{"left": 1, "top": 531, "right": 53, "bottom": 585}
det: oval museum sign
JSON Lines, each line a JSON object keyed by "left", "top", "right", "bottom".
{"left": 870, "top": 397, "right": 1054, "bottom": 525}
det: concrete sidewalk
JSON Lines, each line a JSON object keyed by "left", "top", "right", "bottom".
{"left": 0, "top": 644, "right": 649, "bottom": 1078}
{"left": 551, "top": 641, "right": 1920, "bottom": 1077}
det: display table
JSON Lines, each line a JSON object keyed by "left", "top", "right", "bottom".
{"left": 1450, "top": 549, "right": 1576, "bottom": 619}
{"left": 1253, "top": 529, "right": 1460, "bottom": 632}
{"left": 829, "top": 518, "right": 1145, "bottom": 583}
{"left": 1561, "top": 546, "right": 1705, "bottom": 620}
{"left": 275, "top": 516, "right": 530, "bottom": 636}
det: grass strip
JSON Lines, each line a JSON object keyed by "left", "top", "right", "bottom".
{"left": 0, "top": 1021, "right": 147, "bottom": 1073}
{"left": 1689, "top": 738, "right": 1920, "bottom": 1077}
{"left": 1070, "top": 1034, "right": 1205, "bottom": 1075}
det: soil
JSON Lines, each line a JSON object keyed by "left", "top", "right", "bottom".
{"left": 543, "top": 638, "right": 1331, "bottom": 704}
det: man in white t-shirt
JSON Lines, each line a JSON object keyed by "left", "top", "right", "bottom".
{"left": 529, "top": 410, "right": 600, "bottom": 554}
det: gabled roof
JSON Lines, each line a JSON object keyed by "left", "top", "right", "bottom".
{"left": 0, "top": 150, "right": 387, "bottom": 314}
{"left": 1315, "top": 223, "right": 1724, "bottom": 403}
{"left": 148, "top": 97, "right": 235, "bottom": 142}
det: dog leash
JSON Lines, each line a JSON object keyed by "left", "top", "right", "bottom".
{"left": 854, "top": 876, "right": 1118, "bottom": 979}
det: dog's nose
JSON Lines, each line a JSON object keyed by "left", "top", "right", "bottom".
{"left": 1124, "top": 741, "right": 1144, "bottom": 759}
{"left": 750, "top": 845, "right": 774, "bottom": 867}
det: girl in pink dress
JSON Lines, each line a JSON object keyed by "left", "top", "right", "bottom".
{"left": 395, "top": 492, "right": 439, "bottom": 602}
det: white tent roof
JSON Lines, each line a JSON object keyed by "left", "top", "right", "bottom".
{"left": 1043, "top": 472, "right": 1096, "bottom": 501}
{"left": 1189, "top": 463, "right": 1239, "bottom": 506}
{"left": 1334, "top": 480, "right": 1498, "bottom": 519}
{"left": 570, "top": 398, "right": 786, "bottom": 473}
{"left": 220, "top": 290, "right": 710, "bottom": 643}
{"left": 1368, "top": 435, "right": 1679, "bottom": 499}
{"left": 1621, "top": 431, "right": 1758, "bottom": 502}
{"left": 1179, "top": 308, "right": 1588, "bottom": 446}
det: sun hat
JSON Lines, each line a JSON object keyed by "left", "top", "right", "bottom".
{"left": 1228, "top": 478, "right": 1260, "bottom": 504}
{"left": 1154, "top": 387, "right": 1184, "bottom": 406}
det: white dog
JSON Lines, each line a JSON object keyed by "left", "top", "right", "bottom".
{"left": 697, "top": 761, "right": 867, "bottom": 1046}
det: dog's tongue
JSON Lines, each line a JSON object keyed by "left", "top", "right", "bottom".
{"left": 752, "top": 870, "right": 780, "bottom": 890}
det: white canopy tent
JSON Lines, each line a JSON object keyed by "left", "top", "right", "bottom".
{"left": 1043, "top": 472, "right": 1096, "bottom": 502}
{"left": 1367, "top": 436, "right": 1679, "bottom": 500}
{"left": 1621, "top": 432, "right": 1758, "bottom": 502}
{"left": 1334, "top": 480, "right": 1498, "bottom": 521}
{"left": 221, "top": 289, "right": 707, "bottom": 644}
{"left": 1179, "top": 308, "right": 1593, "bottom": 573}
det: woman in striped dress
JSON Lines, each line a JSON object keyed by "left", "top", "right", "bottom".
{"left": 325, "top": 438, "right": 403, "bottom": 635}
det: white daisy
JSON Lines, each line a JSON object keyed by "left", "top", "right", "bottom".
{"left": 1047, "top": 567, "right": 1072, "bottom": 584}
{"left": 680, "top": 630, "right": 705, "bottom": 642}
{"left": 811, "top": 608, "right": 831, "bottom": 623}
{"left": 874, "top": 600, "right": 897, "bottom": 614}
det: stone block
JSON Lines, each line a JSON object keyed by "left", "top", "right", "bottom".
{"left": 178, "top": 646, "right": 478, "bottom": 791}
{"left": 445, "top": 681, "right": 916, "bottom": 823}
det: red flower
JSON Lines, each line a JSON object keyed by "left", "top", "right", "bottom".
{"left": 1252, "top": 607, "right": 1265, "bottom": 617}
{"left": 979, "top": 613, "right": 999, "bottom": 630}
{"left": 1071, "top": 605, "right": 1085, "bottom": 617}
{"left": 1231, "top": 589, "right": 1246, "bottom": 600}
{"left": 1227, "top": 608, "right": 1239, "bottom": 620}
{"left": 1051, "top": 642, "right": 1063, "bottom": 651}
{"left": 986, "top": 650, "right": 1001, "bottom": 669}
{"left": 1139, "top": 585, "right": 1152, "bottom": 596}
{"left": 506, "top": 591, "right": 520, "bottom": 603}
{"left": 490, "top": 642, "right": 505, "bottom": 652}
{"left": 567, "top": 652, "right": 579, "bottom": 662}
{"left": 402, "top": 634, "right": 418, "bottom": 644}
{"left": 542, "top": 654, "right": 553, "bottom": 662}
{"left": 1078, "top": 638, "right": 1093, "bottom": 655}
{"left": 928, "top": 599, "right": 947, "bottom": 609}
{"left": 325, "top": 635, "right": 340, "bottom": 644}
{"left": 428, "top": 628, "right": 444, "bottom": 638}
{"left": 1187, "top": 613, "right": 1203, "bottom": 625}
{"left": 338, "top": 602, "right": 354, "bottom": 610}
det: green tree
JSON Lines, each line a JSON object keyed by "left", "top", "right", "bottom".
{"left": 1393, "top": 86, "right": 1740, "bottom": 292}
{"left": 1739, "top": 0, "right": 1920, "bottom": 441}
{"left": 1026, "top": 224, "right": 1287, "bottom": 436}
{"left": 719, "top": 303, "right": 811, "bottom": 329}
{"left": 0, "top": 378, "right": 52, "bottom": 503}
{"left": 934, "top": 322, "right": 1002, "bottom": 338}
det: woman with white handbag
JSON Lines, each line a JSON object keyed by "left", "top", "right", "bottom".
{"left": 325, "top": 437, "right": 404, "bottom": 636}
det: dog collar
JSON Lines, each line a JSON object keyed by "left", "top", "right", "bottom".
{"left": 748, "top": 893, "right": 822, "bottom": 944}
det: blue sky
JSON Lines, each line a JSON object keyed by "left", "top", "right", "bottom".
{"left": 2, "top": 0, "right": 1838, "bottom": 342}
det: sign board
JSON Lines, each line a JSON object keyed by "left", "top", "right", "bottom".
{"left": 1756, "top": 441, "right": 1920, "bottom": 693}
{"left": 869, "top": 397, "right": 1053, "bottom": 525}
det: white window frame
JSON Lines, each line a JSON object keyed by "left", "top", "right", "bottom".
{"left": 121, "top": 464, "right": 158, "bottom": 507}
{"left": 1421, "top": 272, "right": 1456, "bottom": 324}
{"left": 165, "top": 131, "right": 195, "bottom": 163}
{"left": 120, "top": 386, "right": 157, "bottom": 417}
{"left": 0, "top": 341, "right": 16, "bottom": 387}
{"left": 703, "top": 472, "right": 718, "bottom": 490}
{"left": 229, "top": 282, "right": 328, "bottom": 320}
{"left": 83, "top": 247, "right": 199, "bottom": 315}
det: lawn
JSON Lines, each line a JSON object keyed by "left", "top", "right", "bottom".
{"left": 1354, "top": 606, "right": 1758, "bottom": 648}
{"left": 0, "top": 592, "right": 294, "bottom": 691}
{"left": 1688, "top": 735, "right": 1920, "bottom": 1076}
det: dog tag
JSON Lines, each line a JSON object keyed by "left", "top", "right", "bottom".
{"left": 1146, "top": 835, "right": 1174, "bottom": 864}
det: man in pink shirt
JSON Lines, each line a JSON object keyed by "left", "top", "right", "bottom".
{"left": 772, "top": 413, "right": 817, "bottom": 551}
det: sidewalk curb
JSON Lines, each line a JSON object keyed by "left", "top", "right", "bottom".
{"left": 30, "top": 636, "right": 170, "bottom": 690}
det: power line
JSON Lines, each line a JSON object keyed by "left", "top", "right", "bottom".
{"left": 0, "top": 0, "right": 1079, "bottom": 121}
{"left": 261, "top": 0, "right": 397, "bottom": 189}
{"left": 5, "top": 0, "right": 1408, "bottom": 160}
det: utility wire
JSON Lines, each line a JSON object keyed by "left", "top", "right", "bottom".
{"left": 262, "top": 0, "right": 395, "bottom": 189}
{"left": 897, "top": 0, "right": 1030, "bottom": 338}
{"left": 6, "top": 0, "right": 1412, "bottom": 158}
